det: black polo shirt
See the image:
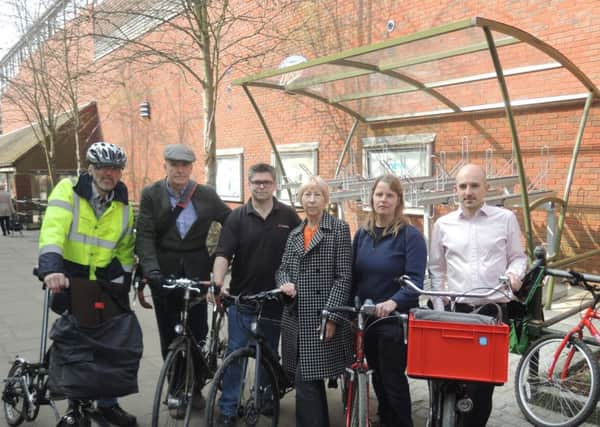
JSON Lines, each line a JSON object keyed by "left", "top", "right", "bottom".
{"left": 215, "top": 197, "right": 301, "bottom": 303}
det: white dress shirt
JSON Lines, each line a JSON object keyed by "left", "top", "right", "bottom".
{"left": 429, "top": 204, "right": 527, "bottom": 307}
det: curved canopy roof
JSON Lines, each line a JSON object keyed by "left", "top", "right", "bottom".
{"left": 234, "top": 17, "right": 599, "bottom": 123}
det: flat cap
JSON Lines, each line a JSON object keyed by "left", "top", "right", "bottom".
{"left": 163, "top": 144, "right": 196, "bottom": 162}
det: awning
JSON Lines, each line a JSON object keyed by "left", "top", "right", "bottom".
{"left": 0, "top": 102, "right": 95, "bottom": 168}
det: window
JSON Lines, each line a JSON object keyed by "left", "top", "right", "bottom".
{"left": 362, "top": 133, "right": 434, "bottom": 179}
{"left": 93, "top": 0, "right": 181, "bottom": 59}
{"left": 216, "top": 148, "right": 243, "bottom": 202}
{"left": 272, "top": 142, "right": 319, "bottom": 205}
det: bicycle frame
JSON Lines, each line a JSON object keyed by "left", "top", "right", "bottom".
{"left": 545, "top": 282, "right": 600, "bottom": 382}
{"left": 344, "top": 312, "right": 371, "bottom": 427}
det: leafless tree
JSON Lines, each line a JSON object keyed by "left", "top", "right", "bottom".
{"left": 0, "top": 0, "right": 92, "bottom": 186}
{"left": 89, "top": 0, "right": 311, "bottom": 186}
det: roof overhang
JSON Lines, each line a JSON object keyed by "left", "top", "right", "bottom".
{"left": 234, "top": 16, "right": 599, "bottom": 124}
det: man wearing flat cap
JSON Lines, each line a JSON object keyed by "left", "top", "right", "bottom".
{"left": 135, "top": 144, "right": 230, "bottom": 412}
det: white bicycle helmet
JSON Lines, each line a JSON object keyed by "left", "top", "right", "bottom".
{"left": 86, "top": 142, "right": 127, "bottom": 168}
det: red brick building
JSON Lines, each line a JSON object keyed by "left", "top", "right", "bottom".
{"left": 2, "top": 0, "right": 600, "bottom": 269}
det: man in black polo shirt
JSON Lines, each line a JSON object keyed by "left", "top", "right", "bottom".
{"left": 212, "top": 163, "right": 300, "bottom": 426}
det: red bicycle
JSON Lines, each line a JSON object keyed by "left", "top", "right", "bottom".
{"left": 514, "top": 267, "right": 600, "bottom": 427}
{"left": 320, "top": 297, "right": 404, "bottom": 427}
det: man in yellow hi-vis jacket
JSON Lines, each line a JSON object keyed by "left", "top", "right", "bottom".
{"left": 38, "top": 142, "right": 137, "bottom": 427}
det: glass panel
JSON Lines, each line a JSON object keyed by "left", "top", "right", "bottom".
{"left": 257, "top": 64, "right": 365, "bottom": 90}
{"left": 313, "top": 72, "right": 415, "bottom": 102}
{"left": 436, "top": 78, "right": 503, "bottom": 110}
{"left": 348, "top": 26, "right": 491, "bottom": 69}
{"left": 398, "top": 49, "right": 497, "bottom": 86}
{"left": 504, "top": 67, "right": 587, "bottom": 101}
{"left": 340, "top": 91, "right": 451, "bottom": 121}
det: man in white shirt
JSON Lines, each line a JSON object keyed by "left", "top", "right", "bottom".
{"left": 429, "top": 163, "right": 527, "bottom": 426}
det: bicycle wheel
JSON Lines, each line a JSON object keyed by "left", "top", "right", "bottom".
{"left": 152, "top": 343, "right": 196, "bottom": 427}
{"left": 205, "top": 308, "right": 227, "bottom": 376}
{"left": 440, "top": 390, "right": 456, "bottom": 427}
{"left": 3, "top": 360, "right": 27, "bottom": 427}
{"left": 515, "top": 335, "right": 600, "bottom": 427}
{"left": 354, "top": 372, "right": 369, "bottom": 427}
{"left": 206, "top": 347, "right": 279, "bottom": 427}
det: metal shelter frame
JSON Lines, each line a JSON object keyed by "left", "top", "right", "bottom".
{"left": 234, "top": 16, "right": 600, "bottom": 306}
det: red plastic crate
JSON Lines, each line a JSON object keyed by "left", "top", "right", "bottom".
{"left": 406, "top": 312, "right": 509, "bottom": 384}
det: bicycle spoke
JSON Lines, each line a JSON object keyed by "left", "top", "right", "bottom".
{"left": 206, "top": 348, "right": 278, "bottom": 427}
{"left": 152, "top": 346, "right": 198, "bottom": 427}
{"left": 3, "top": 361, "right": 27, "bottom": 427}
{"left": 515, "top": 336, "right": 600, "bottom": 427}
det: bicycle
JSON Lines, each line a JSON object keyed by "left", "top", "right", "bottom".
{"left": 2, "top": 274, "right": 110, "bottom": 427}
{"left": 150, "top": 277, "right": 227, "bottom": 427}
{"left": 397, "top": 275, "right": 512, "bottom": 427}
{"left": 514, "top": 266, "right": 600, "bottom": 427}
{"left": 320, "top": 296, "right": 404, "bottom": 427}
{"left": 205, "top": 288, "right": 294, "bottom": 427}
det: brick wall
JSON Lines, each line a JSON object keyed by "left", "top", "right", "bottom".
{"left": 3, "top": 0, "right": 600, "bottom": 269}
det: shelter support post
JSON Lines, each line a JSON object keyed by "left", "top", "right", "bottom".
{"left": 334, "top": 119, "right": 359, "bottom": 178}
{"left": 484, "top": 27, "right": 533, "bottom": 258}
{"left": 546, "top": 92, "right": 594, "bottom": 307}
{"left": 242, "top": 86, "right": 295, "bottom": 209}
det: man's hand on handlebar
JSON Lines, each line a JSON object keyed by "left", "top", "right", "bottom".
{"left": 375, "top": 299, "right": 397, "bottom": 318}
{"left": 44, "top": 272, "right": 69, "bottom": 293}
{"left": 506, "top": 272, "right": 522, "bottom": 292}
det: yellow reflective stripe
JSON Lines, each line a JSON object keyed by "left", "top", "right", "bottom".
{"left": 68, "top": 194, "right": 118, "bottom": 250}
{"left": 40, "top": 244, "right": 63, "bottom": 256}
{"left": 47, "top": 199, "right": 72, "bottom": 212}
{"left": 119, "top": 205, "right": 130, "bottom": 242}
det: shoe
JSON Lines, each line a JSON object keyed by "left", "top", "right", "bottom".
{"left": 260, "top": 399, "right": 274, "bottom": 416}
{"left": 97, "top": 404, "right": 137, "bottom": 427}
{"left": 193, "top": 393, "right": 206, "bottom": 410}
{"left": 217, "top": 413, "right": 236, "bottom": 427}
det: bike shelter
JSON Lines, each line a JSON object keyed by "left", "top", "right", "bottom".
{"left": 234, "top": 17, "right": 600, "bottom": 331}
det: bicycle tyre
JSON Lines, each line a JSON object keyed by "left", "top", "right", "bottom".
{"left": 3, "top": 360, "right": 27, "bottom": 427}
{"left": 206, "top": 347, "right": 279, "bottom": 427}
{"left": 515, "top": 335, "right": 600, "bottom": 427}
{"left": 356, "top": 372, "right": 368, "bottom": 427}
{"left": 441, "top": 390, "right": 456, "bottom": 427}
{"left": 152, "top": 343, "right": 196, "bottom": 427}
{"left": 206, "top": 309, "right": 227, "bottom": 376}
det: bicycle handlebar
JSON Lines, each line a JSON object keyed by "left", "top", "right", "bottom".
{"left": 545, "top": 268, "right": 600, "bottom": 284}
{"left": 396, "top": 275, "right": 512, "bottom": 300}
{"left": 221, "top": 287, "right": 283, "bottom": 306}
{"left": 319, "top": 299, "right": 407, "bottom": 341}
{"left": 163, "top": 277, "right": 212, "bottom": 295}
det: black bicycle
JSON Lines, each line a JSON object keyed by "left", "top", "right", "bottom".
{"left": 205, "top": 288, "right": 293, "bottom": 427}
{"left": 150, "top": 277, "right": 227, "bottom": 427}
{"left": 397, "top": 275, "right": 512, "bottom": 427}
{"left": 2, "top": 276, "right": 109, "bottom": 427}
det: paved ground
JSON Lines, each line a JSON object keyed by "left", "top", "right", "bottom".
{"left": 0, "top": 231, "right": 598, "bottom": 426}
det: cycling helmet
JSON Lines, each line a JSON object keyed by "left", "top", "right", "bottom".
{"left": 86, "top": 142, "right": 127, "bottom": 168}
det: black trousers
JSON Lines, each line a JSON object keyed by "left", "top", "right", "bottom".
{"left": 365, "top": 329, "right": 413, "bottom": 427}
{"left": 0, "top": 216, "right": 9, "bottom": 235}
{"left": 151, "top": 288, "right": 208, "bottom": 359}
{"left": 294, "top": 366, "right": 330, "bottom": 427}
{"left": 453, "top": 302, "right": 507, "bottom": 427}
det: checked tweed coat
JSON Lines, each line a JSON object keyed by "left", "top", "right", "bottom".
{"left": 275, "top": 211, "right": 353, "bottom": 381}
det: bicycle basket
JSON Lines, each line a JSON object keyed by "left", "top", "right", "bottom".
{"left": 406, "top": 308, "right": 509, "bottom": 384}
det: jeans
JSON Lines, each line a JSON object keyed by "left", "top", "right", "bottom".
{"left": 218, "top": 305, "right": 280, "bottom": 416}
